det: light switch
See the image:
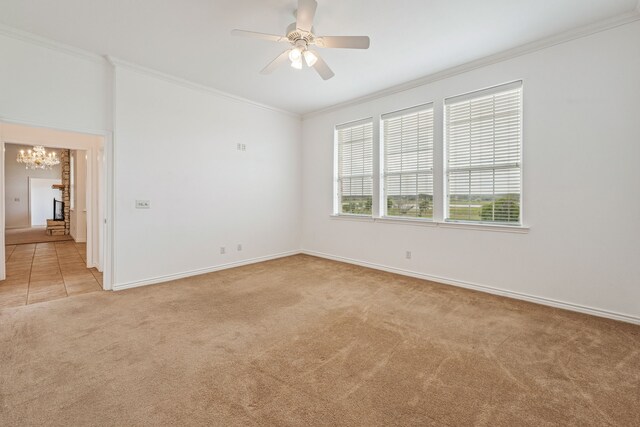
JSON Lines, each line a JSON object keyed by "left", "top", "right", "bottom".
{"left": 135, "top": 200, "right": 150, "bottom": 209}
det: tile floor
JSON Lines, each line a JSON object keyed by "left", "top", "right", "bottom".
{"left": 0, "top": 241, "right": 103, "bottom": 309}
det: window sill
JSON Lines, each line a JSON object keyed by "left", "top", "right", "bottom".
{"left": 329, "top": 214, "right": 529, "bottom": 233}
{"left": 330, "top": 214, "right": 374, "bottom": 222}
{"left": 439, "top": 221, "right": 529, "bottom": 234}
{"left": 376, "top": 216, "right": 437, "bottom": 227}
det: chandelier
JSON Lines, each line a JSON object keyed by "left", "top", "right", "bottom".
{"left": 16, "top": 146, "right": 60, "bottom": 170}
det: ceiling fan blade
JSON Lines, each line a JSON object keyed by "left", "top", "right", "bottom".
{"left": 315, "top": 36, "right": 370, "bottom": 49}
{"left": 260, "top": 49, "right": 292, "bottom": 74}
{"left": 296, "top": 0, "right": 317, "bottom": 32}
{"left": 231, "top": 29, "right": 287, "bottom": 43}
{"left": 310, "top": 51, "right": 335, "bottom": 80}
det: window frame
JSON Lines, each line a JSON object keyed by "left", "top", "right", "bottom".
{"left": 333, "top": 118, "right": 374, "bottom": 217}
{"left": 330, "top": 80, "right": 527, "bottom": 233}
{"left": 444, "top": 81, "right": 524, "bottom": 226}
{"left": 380, "top": 102, "right": 435, "bottom": 221}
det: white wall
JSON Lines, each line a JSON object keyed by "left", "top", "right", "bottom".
{"left": 0, "top": 30, "right": 110, "bottom": 133}
{"left": 29, "top": 178, "right": 61, "bottom": 226}
{"left": 0, "top": 29, "right": 110, "bottom": 279}
{"left": 112, "top": 66, "right": 302, "bottom": 287}
{"left": 4, "top": 143, "right": 62, "bottom": 228}
{"left": 301, "top": 21, "right": 640, "bottom": 321}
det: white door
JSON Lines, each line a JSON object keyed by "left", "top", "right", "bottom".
{"left": 29, "top": 178, "right": 62, "bottom": 226}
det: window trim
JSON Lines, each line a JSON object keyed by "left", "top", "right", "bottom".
{"left": 333, "top": 117, "right": 374, "bottom": 217}
{"left": 380, "top": 102, "right": 435, "bottom": 222}
{"left": 330, "top": 80, "right": 528, "bottom": 232}
{"left": 329, "top": 214, "right": 529, "bottom": 233}
{"left": 443, "top": 80, "right": 524, "bottom": 227}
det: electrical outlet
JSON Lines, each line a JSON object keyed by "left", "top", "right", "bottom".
{"left": 220, "top": 247, "right": 226, "bottom": 254}
{"left": 135, "top": 200, "right": 150, "bottom": 209}
{"left": 405, "top": 251, "right": 412, "bottom": 260}
{"left": 237, "top": 244, "right": 242, "bottom": 251}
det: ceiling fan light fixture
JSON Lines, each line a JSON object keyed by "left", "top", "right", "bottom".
{"left": 290, "top": 58, "right": 303, "bottom": 69}
{"left": 288, "top": 47, "right": 302, "bottom": 62}
{"left": 303, "top": 50, "right": 317, "bottom": 67}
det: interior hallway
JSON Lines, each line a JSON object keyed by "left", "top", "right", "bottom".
{"left": 0, "top": 241, "right": 102, "bottom": 308}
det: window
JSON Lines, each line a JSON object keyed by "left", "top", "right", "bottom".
{"left": 382, "top": 104, "right": 434, "bottom": 219}
{"left": 335, "top": 119, "right": 373, "bottom": 215}
{"left": 445, "top": 81, "right": 522, "bottom": 224}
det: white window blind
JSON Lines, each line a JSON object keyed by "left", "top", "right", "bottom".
{"left": 336, "top": 119, "right": 373, "bottom": 215}
{"left": 382, "top": 105, "right": 434, "bottom": 219}
{"left": 445, "top": 81, "right": 522, "bottom": 224}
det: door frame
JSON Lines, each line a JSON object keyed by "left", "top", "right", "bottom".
{"left": 0, "top": 121, "right": 114, "bottom": 290}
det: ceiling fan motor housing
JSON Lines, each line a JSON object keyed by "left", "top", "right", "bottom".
{"left": 286, "top": 22, "right": 314, "bottom": 46}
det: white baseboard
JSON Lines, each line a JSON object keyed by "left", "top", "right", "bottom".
{"left": 301, "top": 250, "right": 640, "bottom": 326}
{"left": 112, "top": 250, "right": 300, "bottom": 291}
{"left": 110, "top": 248, "right": 639, "bottom": 325}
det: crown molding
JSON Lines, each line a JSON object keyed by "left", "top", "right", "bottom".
{"left": 0, "top": 23, "right": 104, "bottom": 64}
{"left": 303, "top": 9, "right": 640, "bottom": 119}
{"left": 0, "top": 23, "right": 300, "bottom": 119}
{"left": 106, "top": 56, "right": 301, "bottom": 119}
{"left": 2, "top": 7, "right": 638, "bottom": 121}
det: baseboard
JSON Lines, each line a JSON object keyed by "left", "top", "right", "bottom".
{"left": 112, "top": 250, "right": 300, "bottom": 291}
{"left": 301, "top": 250, "right": 640, "bottom": 325}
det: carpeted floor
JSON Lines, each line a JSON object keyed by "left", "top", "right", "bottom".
{"left": 5, "top": 226, "right": 73, "bottom": 245}
{"left": 1, "top": 255, "right": 638, "bottom": 426}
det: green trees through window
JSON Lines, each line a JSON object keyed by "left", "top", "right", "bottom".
{"left": 387, "top": 194, "right": 432, "bottom": 218}
{"left": 342, "top": 196, "right": 372, "bottom": 215}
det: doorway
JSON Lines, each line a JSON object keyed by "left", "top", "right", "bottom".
{"left": 0, "top": 122, "right": 110, "bottom": 308}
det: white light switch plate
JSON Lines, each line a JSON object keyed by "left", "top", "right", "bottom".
{"left": 135, "top": 200, "right": 150, "bottom": 209}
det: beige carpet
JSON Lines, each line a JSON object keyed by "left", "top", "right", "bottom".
{"left": 5, "top": 227, "right": 73, "bottom": 245}
{"left": 1, "top": 255, "right": 638, "bottom": 426}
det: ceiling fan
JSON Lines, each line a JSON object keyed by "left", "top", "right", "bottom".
{"left": 231, "top": 0, "right": 370, "bottom": 80}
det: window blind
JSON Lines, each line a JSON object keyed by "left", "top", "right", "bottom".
{"left": 382, "top": 104, "right": 434, "bottom": 219}
{"left": 336, "top": 119, "right": 373, "bottom": 215}
{"left": 445, "top": 81, "right": 522, "bottom": 224}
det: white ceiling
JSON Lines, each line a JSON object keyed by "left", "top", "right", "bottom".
{"left": 0, "top": 0, "right": 637, "bottom": 114}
